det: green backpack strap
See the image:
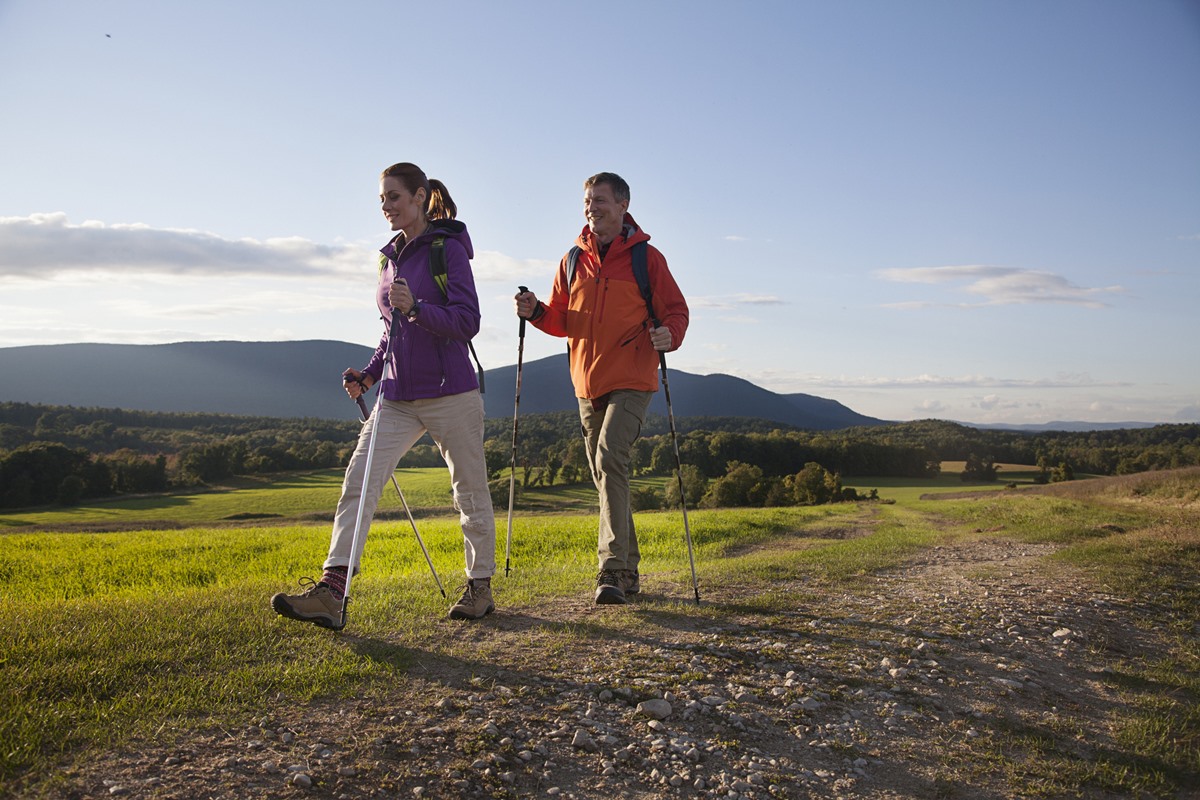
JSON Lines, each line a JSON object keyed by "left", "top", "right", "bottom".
{"left": 428, "top": 235, "right": 485, "bottom": 393}
{"left": 429, "top": 236, "right": 449, "bottom": 296}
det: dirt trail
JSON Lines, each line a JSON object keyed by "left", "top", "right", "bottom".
{"left": 42, "top": 532, "right": 1186, "bottom": 800}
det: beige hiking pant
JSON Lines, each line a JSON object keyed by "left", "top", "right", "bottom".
{"left": 578, "top": 389, "right": 653, "bottom": 573}
{"left": 326, "top": 390, "right": 496, "bottom": 579}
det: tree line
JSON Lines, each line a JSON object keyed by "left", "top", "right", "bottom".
{"left": 2, "top": 401, "right": 1198, "bottom": 511}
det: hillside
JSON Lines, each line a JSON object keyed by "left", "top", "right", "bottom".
{"left": 0, "top": 341, "right": 885, "bottom": 431}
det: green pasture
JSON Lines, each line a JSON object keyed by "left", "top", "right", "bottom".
{"left": 0, "top": 468, "right": 458, "bottom": 530}
{"left": 0, "top": 460, "right": 1047, "bottom": 531}
{"left": 2, "top": 466, "right": 1197, "bottom": 798}
{"left": 845, "top": 461, "right": 1096, "bottom": 504}
{"left": 0, "top": 468, "right": 680, "bottom": 530}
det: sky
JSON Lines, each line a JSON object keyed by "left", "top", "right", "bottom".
{"left": 1, "top": 0, "right": 1198, "bottom": 426}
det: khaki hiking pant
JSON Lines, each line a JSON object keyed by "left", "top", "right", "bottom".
{"left": 578, "top": 389, "right": 653, "bottom": 573}
{"left": 326, "top": 390, "right": 496, "bottom": 579}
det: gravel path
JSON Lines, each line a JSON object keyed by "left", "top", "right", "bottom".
{"left": 51, "top": 535, "right": 1180, "bottom": 800}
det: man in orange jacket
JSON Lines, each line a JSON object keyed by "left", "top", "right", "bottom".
{"left": 515, "top": 172, "right": 689, "bottom": 604}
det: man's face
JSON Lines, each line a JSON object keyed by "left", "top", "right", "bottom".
{"left": 584, "top": 183, "right": 628, "bottom": 244}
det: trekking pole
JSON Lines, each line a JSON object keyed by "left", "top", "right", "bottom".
{"left": 344, "top": 371, "right": 445, "bottom": 599}
{"left": 656, "top": 337, "right": 700, "bottom": 606}
{"left": 340, "top": 304, "right": 434, "bottom": 628}
{"left": 504, "top": 285, "right": 529, "bottom": 577}
{"left": 340, "top": 361, "right": 386, "bottom": 628}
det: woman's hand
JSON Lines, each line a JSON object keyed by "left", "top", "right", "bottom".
{"left": 342, "top": 369, "right": 373, "bottom": 399}
{"left": 388, "top": 278, "right": 414, "bottom": 315}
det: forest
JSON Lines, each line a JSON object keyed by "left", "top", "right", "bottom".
{"left": 2, "top": 401, "right": 1198, "bottom": 511}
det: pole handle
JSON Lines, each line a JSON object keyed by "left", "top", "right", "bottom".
{"left": 517, "top": 285, "right": 529, "bottom": 335}
{"left": 343, "top": 370, "right": 371, "bottom": 421}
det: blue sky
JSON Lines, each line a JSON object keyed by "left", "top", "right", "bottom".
{"left": 1, "top": 0, "right": 1197, "bottom": 425}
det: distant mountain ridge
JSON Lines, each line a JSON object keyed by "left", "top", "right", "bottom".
{"left": 0, "top": 341, "right": 886, "bottom": 431}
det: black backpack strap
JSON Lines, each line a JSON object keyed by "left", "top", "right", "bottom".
{"left": 630, "top": 241, "right": 654, "bottom": 324}
{"left": 427, "top": 235, "right": 485, "bottom": 393}
{"left": 566, "top": 246, "right": 582, "bottom": 289}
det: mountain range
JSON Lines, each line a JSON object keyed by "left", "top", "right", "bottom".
{"left": 0, "top": 341, "right": 886, "bottom": 430}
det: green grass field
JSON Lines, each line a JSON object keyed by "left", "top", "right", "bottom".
{"left": 2, "top": 465, "right": 1197, "bottom": 797}
{"left": 0, "top": 461, "right": 1049, "bottom": 531}
{"left": 0, "top": 468, "right": 457, "bottom": 530}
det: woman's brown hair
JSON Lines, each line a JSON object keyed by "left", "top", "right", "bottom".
{"left": 381, "top": 162, "right": 457, "bottom": 220}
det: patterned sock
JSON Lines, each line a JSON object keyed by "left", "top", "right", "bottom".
{"left": 320, "top": 566, "right": 347, "bottom": 599}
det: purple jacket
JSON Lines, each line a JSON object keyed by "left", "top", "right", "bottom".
{"left": 361, "top": 219, "right": 481, "bottom": 401}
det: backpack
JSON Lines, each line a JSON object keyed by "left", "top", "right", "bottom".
{"left": 379, "top": 235, "right": 486, "bottom": 393}
{"left": 565, "top": 240, "right": 656, "bottom": 324}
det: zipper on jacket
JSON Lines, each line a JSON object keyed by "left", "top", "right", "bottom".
{"left": 620, "top": 318, "right": 648, "bottom": 348}
{"left": 595, "top": 276, "right": 609, "bottom": 328}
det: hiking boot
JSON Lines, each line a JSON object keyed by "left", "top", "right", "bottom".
{"left": 618, "top": 569, "right": 640, "bottom": 595}
{"left": 449, "top": 578, "right": 495, "bottom": 620}
{"left": 272, "top": 577, "right": 343, "bottom": 630}
{"left": 595, "top": 569, "right": 628, "bottom": 605}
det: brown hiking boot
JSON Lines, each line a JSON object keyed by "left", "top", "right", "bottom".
{"left": 449, "top": 578, "right": 495, "bottom": 620}
{"left": 595, "top": 569, "right": 627, "bottom": 605}
{"left": 271, "top": 577, "right": 343, "bottom": 630}
{"left": 618, "top": 569, "right": 640, "bottom": 595}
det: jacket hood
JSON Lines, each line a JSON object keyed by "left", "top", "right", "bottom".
{"left": 381, "top": 218, "right": 474, "bottom": 261}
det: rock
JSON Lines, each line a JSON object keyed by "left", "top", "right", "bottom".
{"left": 290, "top": 773, "right": 312, "bottom": 789}
{"left": 637, "top": 699, "right": 673, "bottom": 720}
{"left": 571, "top": 729, "right": 598, "bottom": 752}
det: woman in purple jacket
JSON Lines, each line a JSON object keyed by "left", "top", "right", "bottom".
{"left": 272, "top": 162, "right": 496, "bottom": 627}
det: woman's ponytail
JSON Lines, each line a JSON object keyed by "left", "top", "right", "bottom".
{"left": 426, "top": 178, "right": 457, "bottom": 221}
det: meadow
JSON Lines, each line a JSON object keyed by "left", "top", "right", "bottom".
{"left": 2, "top": 465, "right": 1197, "bottom": 798}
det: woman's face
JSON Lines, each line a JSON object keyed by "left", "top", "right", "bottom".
{"left": 380, "top": 176, "right": 425, "bottom": 232}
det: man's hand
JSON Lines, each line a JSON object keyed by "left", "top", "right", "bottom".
{"left": 514, "top": 289, "right": 539, "bottom": 319}
{"left": 650, "top": 325, "right": 672, "bottom": 351}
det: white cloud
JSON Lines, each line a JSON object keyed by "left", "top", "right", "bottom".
{"left": 975, "top": 394, "right": 1014, "bottom": 411}
{"left": 0, "top": 213, "right": 557, "bottom": 290}
{"left": 875, "top": 264, "right": 1124, "bottom": 308}
{"left": 746, "top": 370, "right": 1132, "bottom": 391}
{"left": 691, "top": 294, "right": 785, "bottom": 310}
{"left": 0, "top": 213, "right": 375, "bottom": 281}
{"left": 472, "top": 250, "right": 557, "bottom": 283}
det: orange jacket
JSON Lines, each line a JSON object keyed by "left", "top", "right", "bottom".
{"left": 531, "top": 214, "right": 689, "bottom": 400}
